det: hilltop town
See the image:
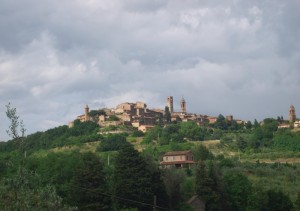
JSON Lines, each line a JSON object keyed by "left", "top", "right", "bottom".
{"left": 69, "top": 96, "right": 249, "bottom": 132}
{"left": 69, "top": 96, "right": 300, "bottom": 133}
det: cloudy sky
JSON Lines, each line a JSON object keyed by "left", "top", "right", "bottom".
{"left": 1, "top": 0, "right": 300, "bottom": 140}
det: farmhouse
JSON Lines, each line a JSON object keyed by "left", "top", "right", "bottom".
{"left": 160, "top": 150, "right": 196, "bottom": 168}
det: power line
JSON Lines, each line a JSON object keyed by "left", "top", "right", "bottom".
{"left": 71, "top": 185, "right": 173, "bottom": 211}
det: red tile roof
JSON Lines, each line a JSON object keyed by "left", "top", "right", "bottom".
{"left": 163, "top": 150, "right": 192, "bottom": 156}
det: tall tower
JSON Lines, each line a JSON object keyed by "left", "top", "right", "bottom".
{"left": 180, "top": 97, "right": 186, "bottom": 114}
{"left": 166, "top": 96, "right": 174, "bottom": 113}
{"left": 85, "top": 104, "right": 90, "bottom": 121}
{"left": 289, "top": 105, "right": 296, "bottom": 123}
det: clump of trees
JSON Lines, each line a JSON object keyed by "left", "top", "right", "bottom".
{"left": 97, "top": 134, "right": 131, "bottom": 152}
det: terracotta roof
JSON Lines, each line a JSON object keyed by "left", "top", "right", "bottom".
{"left": 164, "top": 150, "right": 192, "bottom": 156}
{"left": 160, "top": 160, "right": 196, "bottom": 165}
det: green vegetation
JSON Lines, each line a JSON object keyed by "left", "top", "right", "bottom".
{"left": 1, "top": 107, "right": 300, "bottom": 210}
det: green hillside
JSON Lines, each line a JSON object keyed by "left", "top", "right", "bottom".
{"left": 1, "top": 114, "right": 300, "bottom": 210}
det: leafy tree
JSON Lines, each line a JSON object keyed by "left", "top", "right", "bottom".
{"left": 0, "top": 103, "right": 73, "bottom": 210}
{"left": 245, "top": 121, "right": 252, "bottom": 130}
{"left": 160, "top": 123, "right": 183, "bottom": 144}
{"left": 108, "top": 115, "right": 120, "bottom": 121}
{"left": 236, "top": 135, "right": 247, "bottom": 151}
{"left": 131, "top": 130, "right": 144, "bottom": 137}
{"left": 113, "top": 144, "right": 153, "bottom": 210}
{"left": 295, "top": 191, "right": 300, "bottom": 211}
{"left": 193, "top": 145, "right": 214, "bottom": 161}
{"left": 97, "top": 134, "right": 131, "bottom": 152}
{"left": 142, "top": 126, "right": 162, "bottom": 144}
{"left": 70, "top": 152, "right": 111, "bottom": 210}
{"left": 70, "top": 120, "right": 99, "bottom": 136}
{"left": 0, "top": 169, "right": 73, "bottom": 210}
{"left": 265, "top": 190, "right": 293, "bottom": 211}
{"left": 179, "top": 121, "right": 205, "bottom": 141}
{"left": 89, "top": 109, "right": 106, "bottom": 117}
{"left": 222, "top": 172, "right": 252, "bottom": 211}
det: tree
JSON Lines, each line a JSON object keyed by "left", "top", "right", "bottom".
{"left": 245, "top": 121, "right": 252, "bottom": 130}
{"left": 142, "top": 126, "right": 162, "bottom": 144}
{"left": 265, "top": 190, "right": 293, "bottom": 211}
{"left": 163, "top": 168, "right": 185, "bottom": 209}
{"left": 108, "top": 115, "right": 120, "bottom": 121}
{"left": 0, "top": 103, "right": 73, "bottom": 210}
{"left": 164, "top": 106, "right": 171, "bottom": 124}
{"left": 0, "top": 168, "right": 73, "bottom": 210}
{"left": 295, "top": 192, "right": 300, "bottom": 211}
{"left": 97, "top": 134, "right": 131, "bottom": 152}
{"left": 222, "top": 172, "right": 252, "bottom": 211}
{"left": 71, "top": 152, "right": 111, "bottom": 210}
{"left": 161, "top": 123, "right": 183, "bottom": 144}
{"left": 254, "top": 119, "right": 259, "bottom": 128}
{"left": 113, "top": 144, "right": 153, "bottom": 210}
{"left": 193, "top": 145, "right": 214, "bottom": 161}
{"left": 179, "top": 121, "right": 205, "bottom": 141}
{"left": 143, "top": 154, "right": 170, "bottom": 209}
{"left": 215, "top": 114, "right": 227, "bottom": 130}
{"left": 195, "top": 161, "right": 219, "bottom": 210}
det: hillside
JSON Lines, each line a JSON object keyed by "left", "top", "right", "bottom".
{"left": 1, "top": 117, "right": 300, "bottom": 210}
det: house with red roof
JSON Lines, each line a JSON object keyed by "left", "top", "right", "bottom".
{"left": 160, "top": 150, "right": 196, "bottom": 168}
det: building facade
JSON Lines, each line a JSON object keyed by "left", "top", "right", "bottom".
{"left": 160, "top": 150, "right": 196, "bottom": 168}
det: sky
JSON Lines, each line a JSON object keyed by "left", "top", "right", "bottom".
{"left": 1, "top": 0, "right": 300, "bottom": 140}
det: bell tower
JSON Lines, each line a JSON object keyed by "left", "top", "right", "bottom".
{"left": 166, "top": 96, "right": 174, "bottom": 113}
{"left": 289, "top": 105, "right": 296, "bottom": 123}
{"left": 180, "top": 97, "right": 186, "bottom": 114}
{"left": 85, "top": 104, "right": 90, "bottom": 121}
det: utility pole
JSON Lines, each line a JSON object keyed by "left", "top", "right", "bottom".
{"left": 153, "top": 195, "right": 157, "bottom": 211}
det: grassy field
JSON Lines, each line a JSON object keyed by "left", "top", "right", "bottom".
{"left": 31, "top": 138, "right": 300, "bottom": 164}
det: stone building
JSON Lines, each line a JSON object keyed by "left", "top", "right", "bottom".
{"left": 180, "top": 97, "right": 186, "bottom": 114}
{"left": 166, "top": 96, "right": 174, "bottom": 113}
{"left": 289, "top": 105, "right": 296, "bottom": 123}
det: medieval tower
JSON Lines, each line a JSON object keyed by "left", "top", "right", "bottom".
{"left": 85, "top": 104, "right": 90, "bottom": 121}
{"left": 166, "top": 96, "right": 174, "bottom": 113}
{"left": 180, "top": 97, "right": 186, "bottom": 114}
{"left": 289, "top": 105, "right": 296, "bottom": 123}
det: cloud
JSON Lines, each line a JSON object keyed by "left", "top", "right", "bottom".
{"left": 0, "top": 0, "right": 300, "bottom": 140}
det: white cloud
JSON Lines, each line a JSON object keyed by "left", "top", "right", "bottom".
{"left": 0, "top": 0, "right": 300, "bottom": 140}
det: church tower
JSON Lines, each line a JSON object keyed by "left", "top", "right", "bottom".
{"left": 289, "top": 105, "right": 296, "bottom": 123}
{"left": 166, "top": 96, "right": 174, "bottom": 113}
{"left": 180, "top": 97, "right": 186, "bottom": 114}
{"left": 85, "top": 104, "right": 90, "bottom": 122}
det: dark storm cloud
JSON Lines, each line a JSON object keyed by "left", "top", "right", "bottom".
{"left": 0, "top": 0, "right": 300, "bottom": 140}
